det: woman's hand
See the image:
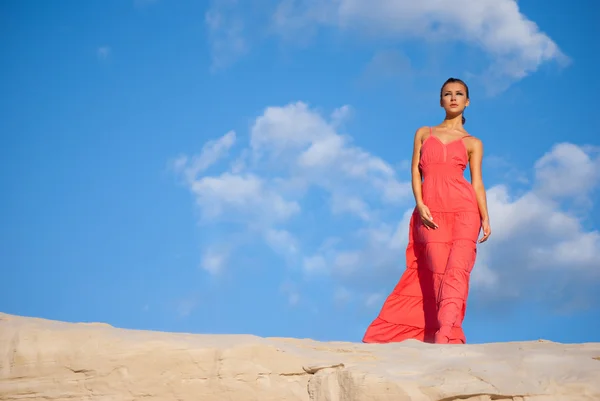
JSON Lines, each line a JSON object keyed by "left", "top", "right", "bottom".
{"left": 479, "top": 219, "right": 491, "bottom": 243}
{"left": 417, "top": 203, "right": 438, "bottom": 230}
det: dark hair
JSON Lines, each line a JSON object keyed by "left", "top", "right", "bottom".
{"left": 440, "top": 77, "right": 469, "bottom": 125}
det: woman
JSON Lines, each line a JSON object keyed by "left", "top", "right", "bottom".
{"left": 363, "top": 77, "right": 491, "bottom": 344}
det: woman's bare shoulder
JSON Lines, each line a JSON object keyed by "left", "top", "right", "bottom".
{"left": 414, "top": 126, "right": 430, "bottom": 141}
{"left": 464, "top": 134, "right": 483, "bottom": 153}
{"left": 464, "top": 133, "right": 482, "bottom": 144}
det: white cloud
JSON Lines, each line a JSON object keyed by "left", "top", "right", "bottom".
{"left": 173, "top": 130, "right": 236, "bottom": 181}
{"left": 470, "top": 259, "right": 499, "bottom": 290}
{"left": 330, "top": 105, "right": 352, "bottom": 127}
{"left": 360, "top": 142, "right": 600, "bottom": 303}
{"left": 172, "top": 131, "right": 300, "bottom": 225}
{"left": 273, "top": 0, "right": 567, "bottom": 81}
{"left": 279, "top": 281, "right": 301, "bottom": 306}
{"left": 467, "top": 144, "right": 600, "bottom": 304}
{"left": 264, "top": 228, "right": 299, "bottom": 257}
{"left": 533, "top": 143, "right": 600, "bottom": 201}
{"left": 200, "top": 247, "right": 228, "bottom": 275}
{"left": 173, "top": 101, "right": 600, "bottom": 311}
{"left": 205, "top": 0, "right": 249, "bottom": 70}
{"left": 330, "top": 194, "right": 372, "bottom": 221}
{"left": 174, "top": 101, "right": 411, "bottom": 280}
{"left": 206, "top": 0, "right": 567, "bottom": 87}
{"left": 303, "top": 254, "right": 327, "bottom": 275}
{"left": 248, "top": 102, "right": 410, "bottom": 208}
{"left": 191, "top": 172, "right": 301, "bottom": 222}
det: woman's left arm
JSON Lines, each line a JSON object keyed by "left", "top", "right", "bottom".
{"left": 469, "top": 138, "right": 491, "bottom": 243}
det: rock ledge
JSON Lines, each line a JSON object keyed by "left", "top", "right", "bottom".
{"left": 1, "top": 312, "right": 599, "bottom": 400}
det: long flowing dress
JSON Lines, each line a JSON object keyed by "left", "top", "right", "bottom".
{"left": 362, "top": 127, "right": 481, "bottom": 344}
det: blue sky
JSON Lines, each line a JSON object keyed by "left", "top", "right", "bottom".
{"left": 2, "top": 0, "right": 599, "bottom": 344}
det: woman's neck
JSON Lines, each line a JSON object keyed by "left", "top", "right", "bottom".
{"left": 439, "top": 115, "right": 463, "bottom": 129}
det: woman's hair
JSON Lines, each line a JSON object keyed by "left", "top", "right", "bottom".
{"left": 440, "top": 77, "right": 469, "bottom": 125}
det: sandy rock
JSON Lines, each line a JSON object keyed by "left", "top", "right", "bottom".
{"left": 0, "top": 312, "right": 599, "bottom": 400}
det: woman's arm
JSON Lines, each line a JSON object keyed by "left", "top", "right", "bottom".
{"left": 468, "top": 138, "right": 491, "bottom": 242}
{"left": 411, "top": 127, "right": 438, "bottom": 229}
{"left": 411, "top": 128, "right": 426, "bottom": 207}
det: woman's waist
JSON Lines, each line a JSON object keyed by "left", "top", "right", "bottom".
{"left": 421, "top": 194, "right": 479, "bottom": 212}
{"left": 420, "top": 163, "right": 465, "bottom": 177}
{"left": 421, "top": 181, "right": 477, "bottom": 203}
{"left": 421, "top": 176, "right": 471, "bottom": 186}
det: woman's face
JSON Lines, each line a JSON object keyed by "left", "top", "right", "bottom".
{"left": 440, "top": 82, "right": 469, "bottom": 115}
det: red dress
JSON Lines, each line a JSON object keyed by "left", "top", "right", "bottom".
{"left": 363, "top": 127, "right": 481, "bottom": 344}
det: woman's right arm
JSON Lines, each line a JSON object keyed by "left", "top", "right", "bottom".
{"left": 411, "top": 127, "right": 426, "bottom": 207}
{"left": 411, "top": 127, "right": 437, "bottom": 229}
